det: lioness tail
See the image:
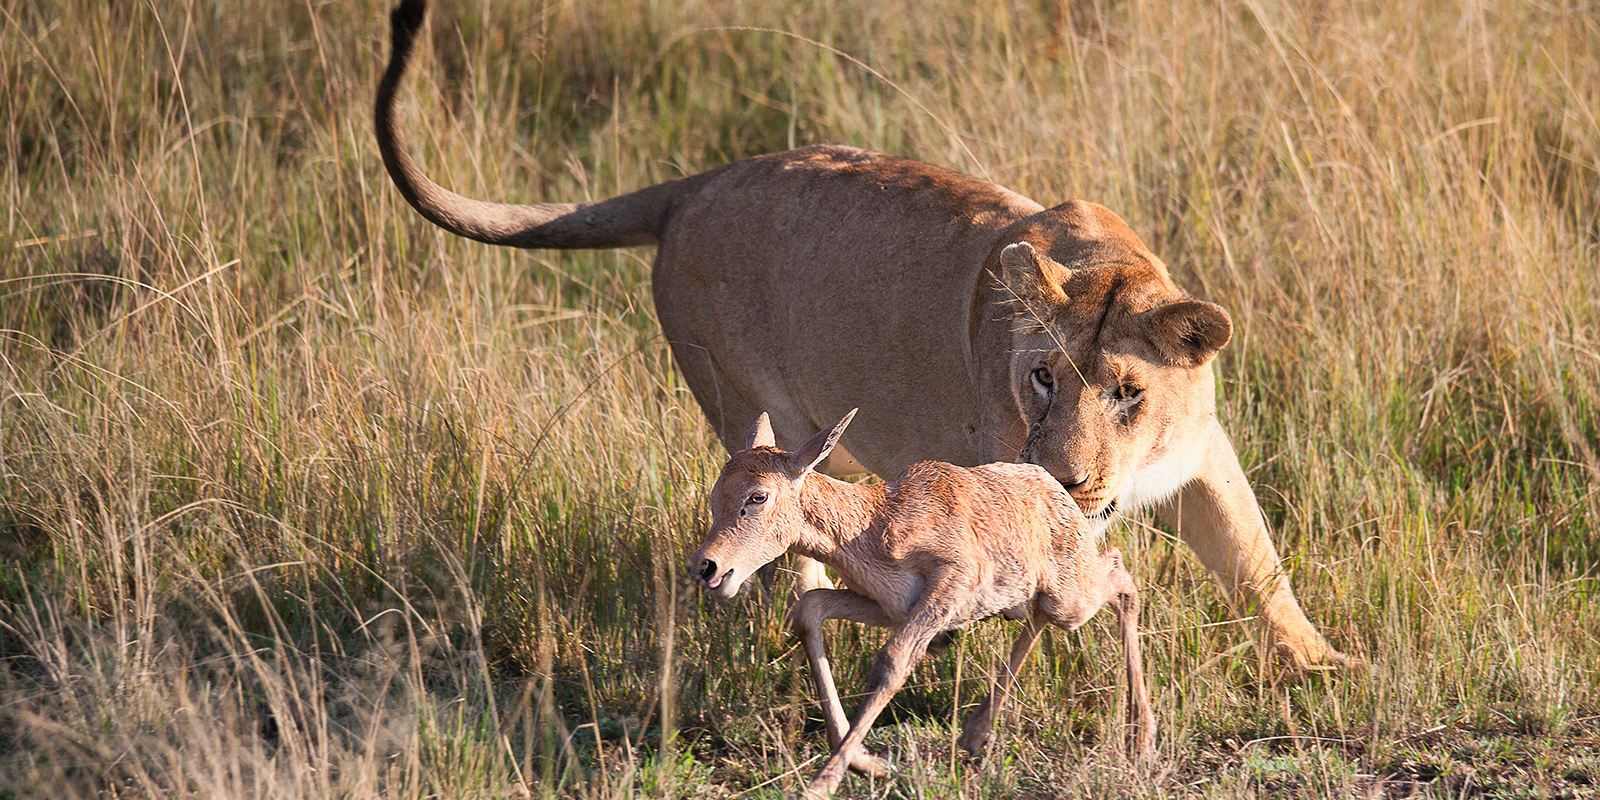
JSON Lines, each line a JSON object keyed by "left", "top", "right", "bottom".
{"left": 375, "top": 0, "right": 681, "bottom": 249}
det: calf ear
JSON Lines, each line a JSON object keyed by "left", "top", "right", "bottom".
{"left": 1143, "top": 300, "right": 1233, "bottom": 366}
{"left": 998, "top": 242, "right": 1069, "bottom": 307}
{"left": 746, "top": 412, "right": 776, "bottom": 450}
{"left": 787, "top": 408, "right": 858, "bottom": 480}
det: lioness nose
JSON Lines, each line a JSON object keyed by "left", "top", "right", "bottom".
{"left": 1062, "top": 473, "right": 1090, "bottom": 490}
{"left": 697, "top": 558, "right": 719, "bottom": 582}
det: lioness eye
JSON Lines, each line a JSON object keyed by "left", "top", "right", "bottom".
{"left": 1115, "top": 385, "right": 1144, "bottom": 403}
{"left": 1031, "top": 367, "right": 1054, "bottom": 388}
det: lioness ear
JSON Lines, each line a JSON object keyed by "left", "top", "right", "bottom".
{"left": 1143, "top": 300, "right": 1233, "bottom": 366}
{"left": 745, "top": 412, "right": 776, "bottom": 450}
{"left": 787, "top": 408, "right": 858, "bottom": 481}
{"left": 998, "top": 242, "right": 1069, "bottom": 306}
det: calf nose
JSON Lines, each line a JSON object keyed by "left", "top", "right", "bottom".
{"left": 697, "top": 558, "right": 719, "bottom": 582}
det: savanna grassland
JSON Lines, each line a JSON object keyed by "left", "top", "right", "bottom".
{"left": 2, "top": 0, "right": 1598, "bottom": 796}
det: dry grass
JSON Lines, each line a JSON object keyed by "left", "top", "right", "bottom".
{"left": 1, "top": 0, "right": 1597, "bottom": 796}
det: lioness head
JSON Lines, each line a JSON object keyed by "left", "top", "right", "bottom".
{"left": 987, "top": 203, "right": 1231, "bottom": 528}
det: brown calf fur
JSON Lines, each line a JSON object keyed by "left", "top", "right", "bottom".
{"left": 688, "top": 411, "right": 1156, "bottom": 798}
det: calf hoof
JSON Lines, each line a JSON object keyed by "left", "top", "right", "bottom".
{"left": 955, "top": 720, "right": 991, "bottom": 756}
{"left": 848, "top": 752, "right": 890, "bottom": 779}
{"left": 1127, "top": 726, "right": 1157, "bottom": 765}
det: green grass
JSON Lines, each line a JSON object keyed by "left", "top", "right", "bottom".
{"left": 2, "top": 0, "right": 1597, "bottom": 796}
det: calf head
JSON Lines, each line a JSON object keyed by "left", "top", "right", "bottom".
{"left": 688, "top": 409, "right": 856, "bottom": 600}
{"left": 989, "top": 205, "right": 1232, "bottom": 526}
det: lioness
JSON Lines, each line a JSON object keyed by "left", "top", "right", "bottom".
{"left": 375, "top": 0, "right": 1344, "bottom": 670}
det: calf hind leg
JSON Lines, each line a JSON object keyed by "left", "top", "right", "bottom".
{"left": 1034, "top": 548, "right": 1157, "bottom": 762}
{"left": 1103, "top": 548, "right": 1157, "bottom": 760}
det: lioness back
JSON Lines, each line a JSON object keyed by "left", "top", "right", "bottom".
{"left": 652, "top": 146, "right": 1044, "bottom": 465}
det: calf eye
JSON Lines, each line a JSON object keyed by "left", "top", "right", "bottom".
{"left": 1114, "top": 385, "right": 1144, "bottom": 404}
{"left": 739, "top": 490, "right": 768, "bottom": 518}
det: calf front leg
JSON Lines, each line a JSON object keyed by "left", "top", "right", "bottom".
{"left": 956, "top": 606, "right": 1048, "bottom": 755}
{"left": 802, "top": 606, "right": 950, "bottom": 799}
{"left": 792, "top": 588, "right": 895, "bottom": 779}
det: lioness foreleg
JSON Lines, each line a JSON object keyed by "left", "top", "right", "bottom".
{"left": 1156, "top": 425, "right": 1345, "bottom": 672}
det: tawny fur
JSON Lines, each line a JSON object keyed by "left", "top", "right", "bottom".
{"left": 688, "top": 411, "right": 1157, "bottom": 798}
{"left": 376, "top": 0, "right": 1344, "bottom": 671}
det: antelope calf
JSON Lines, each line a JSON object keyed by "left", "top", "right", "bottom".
{"left": 688, "top": 409, "right": 1157, "bottom": 798}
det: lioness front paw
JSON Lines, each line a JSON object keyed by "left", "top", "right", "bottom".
{"left": 1272, "top": 636, "right": 1352, "bottom": 675}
